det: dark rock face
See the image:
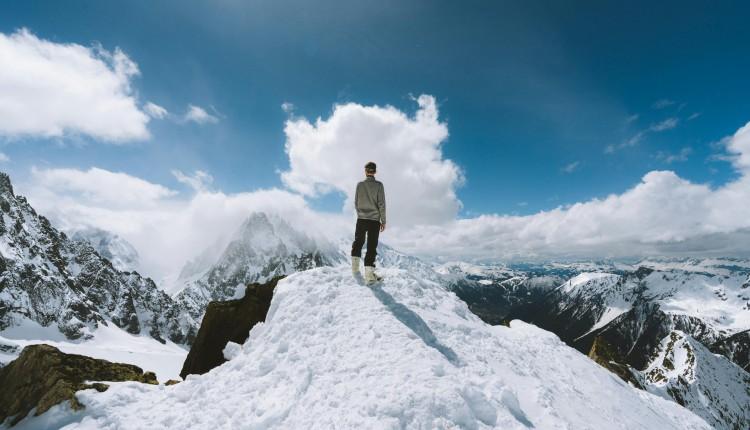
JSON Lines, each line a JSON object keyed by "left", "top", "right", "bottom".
{"left": 180, "top": 277, "right": 281, "bottom": 379}
{"left": 711, "top": 330, "right": 750, "bottom": 372}
{"left": 0, "top": 344, "right": 157, "bottom": 426}
{"left": 587, "top": 336, "right": 643, "bottom": 389}
{"left": 0, "top": 171, "right": 196, "bottom": 344}
{"left": 450, "top": 277, "right": 561, "bottom": 325}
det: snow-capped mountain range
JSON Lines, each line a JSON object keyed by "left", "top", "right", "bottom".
{"left": 0, "top": 173, "right": 196, "bottom": 349}
{"left": 444, "top": 259, "right": 750, "bottom": 429}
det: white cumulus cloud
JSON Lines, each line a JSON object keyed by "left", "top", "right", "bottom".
{"left": 281, "top": 95, "right": 463, "bottom": 226}
{"left": 0, "top": 28, "right": 150, "bottom": 142}
{"left": 29, "top": 167, "right": 177, "bottom": 208}
{"left": 392, "top": 120, "right": 750, "bottom": 261}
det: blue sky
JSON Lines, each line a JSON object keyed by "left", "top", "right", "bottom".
{"left": 3, "top": 1, "right": 750, "bottom": 277}
{"left": 3, "top": 1, "right": 748, "bottom": 216}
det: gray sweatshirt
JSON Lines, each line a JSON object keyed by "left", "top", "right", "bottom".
{"left": 355, "top": 176, "right": 386, "bottom": 224}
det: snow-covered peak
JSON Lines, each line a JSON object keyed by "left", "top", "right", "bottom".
{"left": 230, "top": 212, "right": 328, "bottom": 256}
{"left": 642, "top": 331, "right": 750, "bottom": 428}
{"left": 171, "top": 212, "right": 344, "bottom": 318}
{"left": 558, "top": 272, "right": 621, "bottom": 294}
{"left": 56, "top": 266, "right": 709, "bottom": 429}
{"left": 70, "top": 227, "right": 140, "bottom": 272}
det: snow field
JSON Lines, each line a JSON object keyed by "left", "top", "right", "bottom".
{"left": 21, "top": 266, "right": 709, "bottom": 429}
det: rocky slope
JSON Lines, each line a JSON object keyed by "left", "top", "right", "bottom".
{"left": 710, "top": 329, "right": 750, "bottom": 371}
{"left": 0, "top": 172, "right": 196, "bottom": 345}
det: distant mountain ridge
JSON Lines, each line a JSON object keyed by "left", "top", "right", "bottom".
{"left": 173, "top": 212, "right": 345, "bottom": 321}
{"left": 445, "top": 259, "right": 750, "bottom": 429}
{"left": 70, "top": 227, "right": 140, "bottom": 272}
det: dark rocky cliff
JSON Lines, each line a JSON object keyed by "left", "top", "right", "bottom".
{"left": 180, "top": 276, "right": 282, "bottom": 379}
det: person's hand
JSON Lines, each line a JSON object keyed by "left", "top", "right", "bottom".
{"left": 380, "top": 223, "right": 386, "bottom": 232}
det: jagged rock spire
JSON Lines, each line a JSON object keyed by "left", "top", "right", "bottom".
{"left": 0, "top": 172, "right": 13, "bottom": 197}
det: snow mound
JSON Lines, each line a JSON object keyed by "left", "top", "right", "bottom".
{"left": 43, "top": 266, "right": 709, "bottom": 429}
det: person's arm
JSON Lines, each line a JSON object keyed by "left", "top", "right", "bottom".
{"left": 378, "top": 183, "right": 386, "bottom": 231}
{"left": 354, "top": 183, "right": 359, "bottom": 212}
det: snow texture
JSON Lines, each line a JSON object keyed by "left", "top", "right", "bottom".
{"left": 26, "top": 266, "right": 709, "bottom": 430}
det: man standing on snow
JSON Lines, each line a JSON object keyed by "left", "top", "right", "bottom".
{"left": 351, "top": 161, "right": 386, "bottom": 284}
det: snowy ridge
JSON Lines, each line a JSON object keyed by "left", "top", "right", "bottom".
{"left": 641, "top": 331, "right": 750, "bottom": 428}
{"left": 37, "top": 266, "right": 710, "bottom": 429}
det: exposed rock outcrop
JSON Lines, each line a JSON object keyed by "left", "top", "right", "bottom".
{"left": 588, "top": 336, "right": 643, "bottom": 389}
{"left": 180, "top": 276, "right": 281, "bottom": 379}
{"left": 710, "top": 329, "right": 750, "bottom": 372}
{"left": 0, "top": 344, "right": 157, "bottom": 426}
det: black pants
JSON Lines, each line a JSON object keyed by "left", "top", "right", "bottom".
{"left": 351, "top": 218, "right": 380, "bottom": 267}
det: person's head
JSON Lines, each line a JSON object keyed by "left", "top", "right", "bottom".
{"left": 364, "top": 161, "right": 376, "bottom": 176}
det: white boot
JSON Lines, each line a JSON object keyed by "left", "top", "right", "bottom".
{"left": 351, "top": 256, "right": 361, "bottom": 274}
{"left": 364, "top": 266, "right": 383, "bottom": 284}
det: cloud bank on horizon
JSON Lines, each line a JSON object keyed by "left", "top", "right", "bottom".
{"left": 21, "top": 96, "right": 750, "bottom": 277}
{"left": 3, "top": 29, "right": 750, "bottom": 279}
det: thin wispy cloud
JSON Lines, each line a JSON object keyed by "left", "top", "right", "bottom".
{"left": 172, "top": 169, "right": 214, "bottom": 192}
{"left": 561, "top": 161, "right": 580, "bottom": 173}
{"left": 652, "top": 98, "right": 676, "bottom": 109}
{"left": 144, "top": 102, "right": 168, "bottom": 119}
{"left": 650, "top": 117, "right": 679, "bottom": 132}
{"left": 184, "top": 104, "right": 219, "bottom": 124}
{"left": 606, "top": 117, "right": 679, "bottom": 153}
{"left": 688, "top": 112, "right": 702, "bottom": 121}
{"left": 0, "top": 153, "right": 9, "bottom": 163}
{"left": 656, "top": 147, "right": 692, "bottom": 164}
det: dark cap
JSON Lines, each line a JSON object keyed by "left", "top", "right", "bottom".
{"left": 364, "top": 161, "right": 377, "bottom": 173}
